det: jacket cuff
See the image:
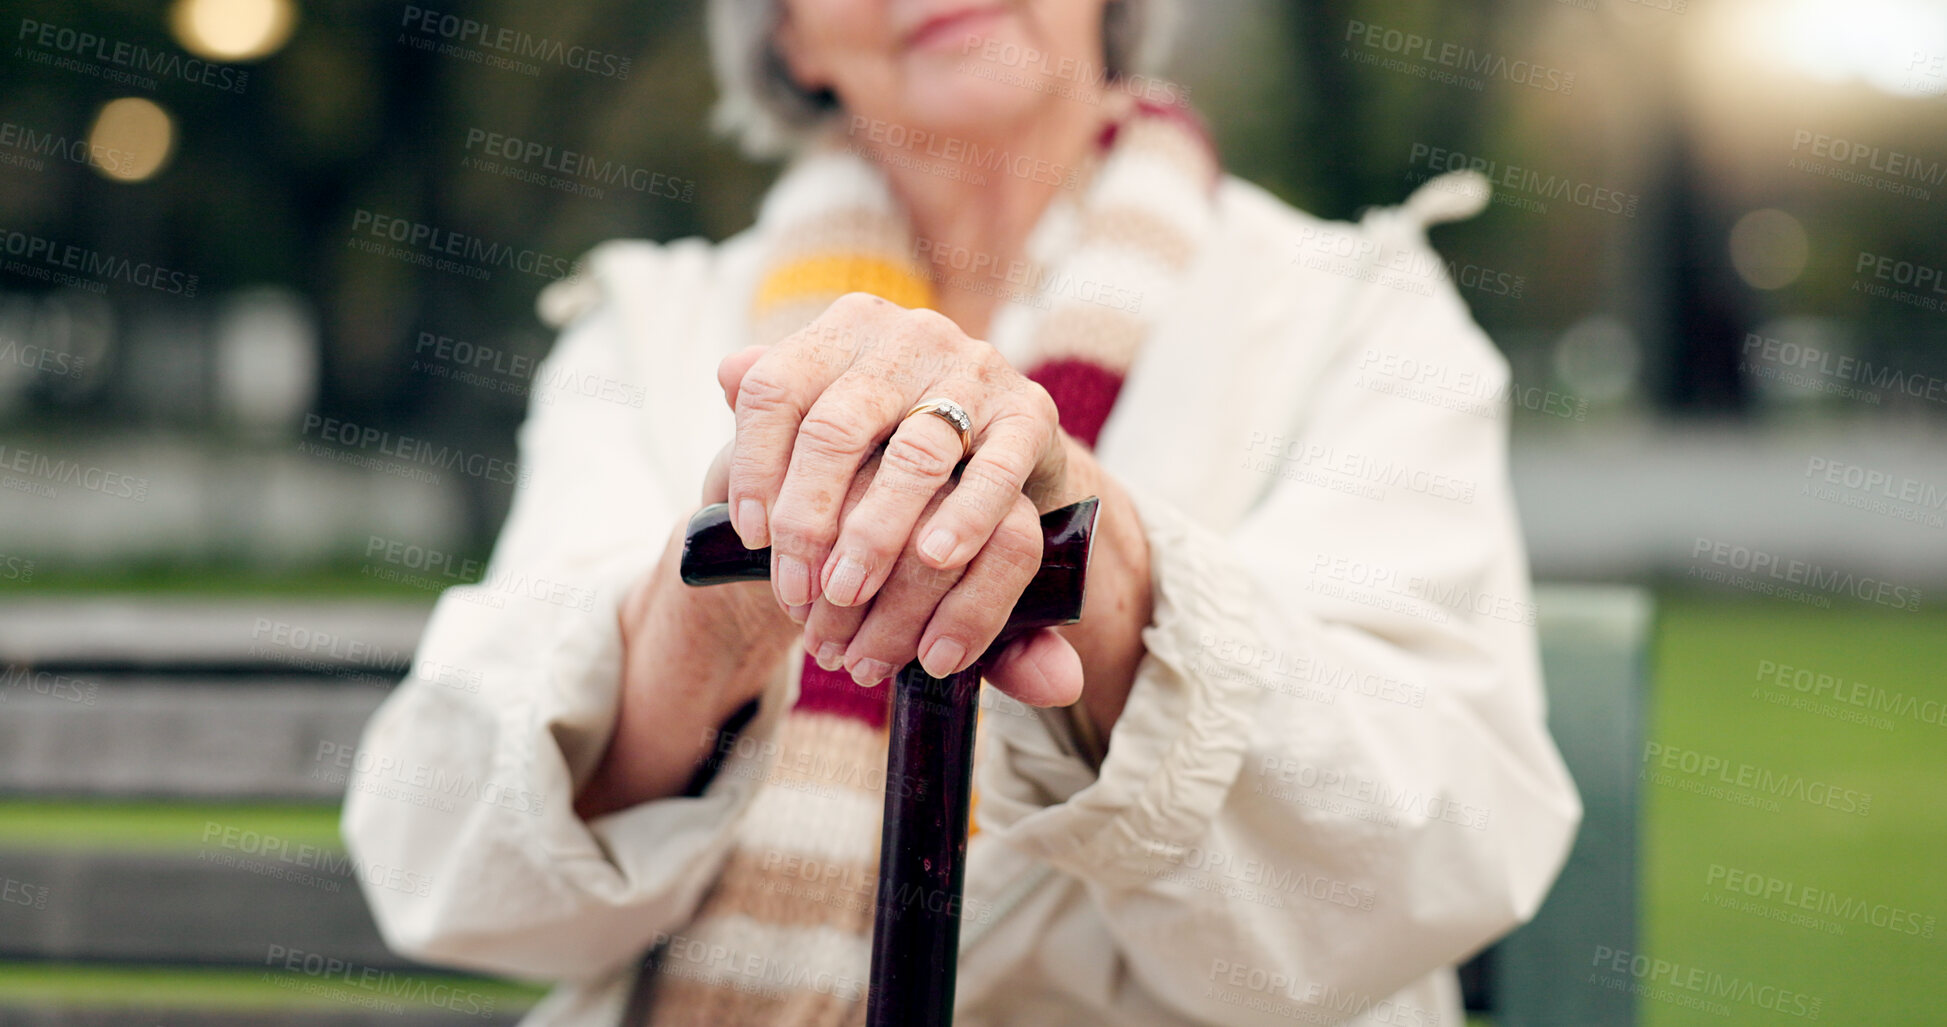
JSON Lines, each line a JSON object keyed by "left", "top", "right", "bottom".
{"left": 980, "top": 479, "right": 1269, "bottom": 889}
{"left": 574, "top": 642, "right": 801, "bottom": 897}
{"left": 514, "top": 551, "right": 797, "bottom": 913}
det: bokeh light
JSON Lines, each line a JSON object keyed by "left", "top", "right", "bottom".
{"left": 87, "top": 98, "right": 176, "bottom": 184}
{"left": 1552, "top": 315, "right": 1642, "bottom": 407}
{"left": 1729, "top": 208, "right": 1809, "bottom": 291}
{"left": 213, "top": 287, "right": 319, "bottom": 434}
{"left": 169, "top": 0, "right": 299, "bottom": 62}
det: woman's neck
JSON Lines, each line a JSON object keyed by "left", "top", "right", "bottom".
{"left": 864, "top": 90, "right": 1114, "bottom": 339}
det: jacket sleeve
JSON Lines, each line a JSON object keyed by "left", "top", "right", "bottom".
{"left": 339, "top": 240, "right": 800, "bottom": 983}
{"left": 975, "top": 215, "right": 1583, "bottom": 1024}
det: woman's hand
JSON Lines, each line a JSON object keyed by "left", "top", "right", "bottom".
{"left": 573, "top": 449, "right": 803, "bottom": 820}
{"left": 578, "top": 415, "right": 1089, "bottom": 819}
{"left": 716, "top": 300, "right": 1087, "bottom": 704}
{"left": 721, "top": 294, "right": 1080, "bottom": 637}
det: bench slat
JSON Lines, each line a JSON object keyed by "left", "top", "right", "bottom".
{"left": 0, "top": 680, "right": 384, "bottom": 801}
{"left": 0, "top": 600, "right": 430, "bottom": 670}
{"left": 1, "top": 849, "right": 405, "bottom": 968}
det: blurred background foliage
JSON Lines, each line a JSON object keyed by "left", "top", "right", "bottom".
{"left": 6, "top": 0, "right": 1947, "bottom": 567}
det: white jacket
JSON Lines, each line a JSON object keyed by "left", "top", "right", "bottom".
{"left": 341, "top": 171, "right": 1581, "bottom": 1027}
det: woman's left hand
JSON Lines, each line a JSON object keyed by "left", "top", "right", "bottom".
{"left": 722, "top": 292, "right": 1075, "bottom": 611}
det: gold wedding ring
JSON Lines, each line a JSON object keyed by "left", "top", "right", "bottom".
{"left": 903, "top": 397, "right": 975, "bottom": 464}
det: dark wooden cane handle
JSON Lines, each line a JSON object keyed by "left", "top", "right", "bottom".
{"left": 680, "top": 498, "right": 1100, "bottom": 651}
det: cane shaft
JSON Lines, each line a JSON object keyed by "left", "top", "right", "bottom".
{"left": 866, "top": 664, "right": 982, "bottom": 1027}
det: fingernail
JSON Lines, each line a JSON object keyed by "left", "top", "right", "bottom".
{"left": 919, "top": 528, "right": 955, "bottom": 563}
{"left": 736, "top": 499, "right": 767, "bottom": 548}
{"left": 816, "top": 641, "right": 845, "bottom": 670}
{"left": 825, "top": 555, "right": 867, "bottom": 606}
{"left": 851, "top": 658, "right": 892, "bottom": 687}
{"left": 777, "top": 555, "right": 811, "bottom": 608}
{"left": 921, "top": 636, "right": 966, "bottom": 677}
{"left": 786, "top": 602, "right": 811, "bottom": 624}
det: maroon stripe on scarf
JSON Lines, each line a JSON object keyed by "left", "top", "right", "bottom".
{"left": 1025, "top": 357, "right": 1125, "bottom": 452}
{"left": 795, "top": 658, "right": 892, "bottom": 728}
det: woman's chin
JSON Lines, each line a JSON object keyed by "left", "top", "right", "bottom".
{"left": 891, "top": 73, "right": 1047, "bottom": 141}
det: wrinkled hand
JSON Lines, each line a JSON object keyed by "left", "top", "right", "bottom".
{"left": 725, "top": 294, "right": 1071, "bottom": 607}
{"left": 709, "top": 297, "right": 1083, "bottom": 705}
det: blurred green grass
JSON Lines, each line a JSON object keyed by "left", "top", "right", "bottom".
{"left": 1642, "top": 592, "right": 1947, "bottom": 1026}
{"left": 0, "top": 800, "right": 342, "bottom": 852}
{"left": 0, "top": 963, "right": 543, "bottom": 1013}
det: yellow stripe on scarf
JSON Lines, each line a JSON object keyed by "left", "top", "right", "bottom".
{"left": 753, "top": 253, "right": 934, "bottom": 314}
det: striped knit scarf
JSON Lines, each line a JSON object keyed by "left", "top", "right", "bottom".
{"left": 635, "top": 97, "right": 1217, "bottom": 1026}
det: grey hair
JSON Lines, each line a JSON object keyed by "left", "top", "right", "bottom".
{"left": 706, "top": 0, "right": 1180, "bottom": 160}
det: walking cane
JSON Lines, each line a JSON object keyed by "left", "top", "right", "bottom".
{"left": 679, "top": 496, "right": 1101, "bottom": 1027}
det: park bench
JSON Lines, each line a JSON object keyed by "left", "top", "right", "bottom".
{"left": 0, "top": 586, "right": 1648, "bottom": 1026}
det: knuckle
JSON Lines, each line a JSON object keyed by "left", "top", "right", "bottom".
{"left": 1005, "top": 381, "right": 1060, "bottom": 435}
{"left": 939, "top": 610, "right": 998, "bottom": 651}
{"left": 977, "top": 344, "right": 1012, "bottom": 378}
{"left": 885, "top": 359, "right": 923, "bottom": 389}
{"left": 883, "top": 431, "right": 960, "bottom": 481}
{"left": 899, "top": 312, "right": 961, "bottom": 360}
{"left": 962, "top": 348, "right": 1013, "bottom": 393}
{"left": 831, "top": 291, "right": 889, "bottom": 317}
{"left": 796, "top": 408, "right": 867, "bottom": 458}
{"left": 961, "top": 461, "right": 1025, "bottom": 508}
{"left": 768, "top": 509, "right": 830, "bottom": 553}
{"left": 988, "top": 376, "right": 1048, "bottom": 425}
{"left": 943, "top": 479, "right": 1002, "bottom": 518}
{"left": 800, "top": 316, "right": 863, "bottom": 365}
{"left": 1025, "top": 376, "right": 1057, "bottom": 416}
{"left": 901, "top": 305, "right": 957, "bottom": 337}
{"left": 725, "top": 444, "right": 770, "bottom": 482}
{"left": 734, "top": 367, "right": 796, "bottom": 414}
{"left": 798, "top": 334, "right": 851, "bottom": 373}
{"left": 989, "top": 440, "right": 1038, "bottom": 482}
{"left": 948, "top": 572, "right": 1022, "bottom": 635}
{"left": 990, "top": 523, "right": 1043, "bottom": 577}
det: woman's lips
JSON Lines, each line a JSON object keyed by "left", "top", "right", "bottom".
{"left": 903, "top": 5, "right": 1008, "bottom": 52}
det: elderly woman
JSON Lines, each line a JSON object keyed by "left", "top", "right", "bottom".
{"left": 343, "top": 0, "right": 1581, "bottom": 1024}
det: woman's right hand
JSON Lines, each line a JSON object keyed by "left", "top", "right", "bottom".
{"left": 573, "top": 442, "right": 802, "bottom": 819}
